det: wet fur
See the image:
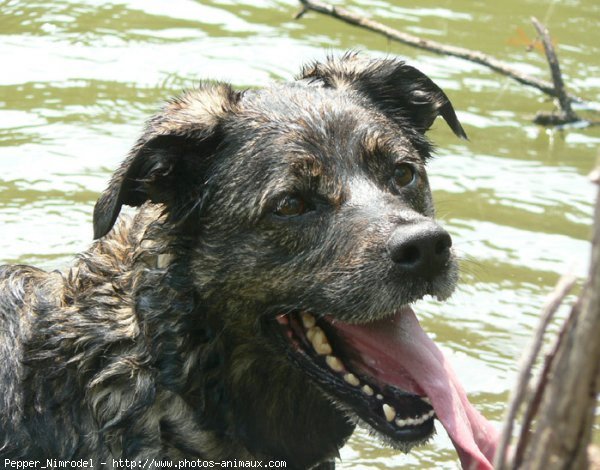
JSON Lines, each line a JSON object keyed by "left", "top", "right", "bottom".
{"left": 0, "top": 54, "right": 465, "bottom": 468}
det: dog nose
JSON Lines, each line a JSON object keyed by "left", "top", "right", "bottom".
{"left": 387, "top": 222, "right": 452, "bottom": 277}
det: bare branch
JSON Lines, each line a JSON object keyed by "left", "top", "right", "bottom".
{"left": 512, "top": 168, "right": 600, "bottom": 468}
{"left": 512, "top": 295, "right": 581, "bottom": 468}
{"left": 531, "top": 17, "right": 579, "bottom": 125}
{"left": 297, "top": 0, "right": 586, "bottom": 105}
{"left": 494, "top": 273, "right": 577, "bottom": 469}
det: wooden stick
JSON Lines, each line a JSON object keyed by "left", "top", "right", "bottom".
{"left": 494, "top": 273, "right": 577, "bottom": 469}
{"left": 297, "top": 0, "right": 585, "bottom": 105}
{"left": 516, "top": 169, "right": 600, "bottom": 468}
{"left": 511, "top": 296, "right": 581, "bottom": 468}
{"left": 531, "top": 17, "right": 579, "bottom": 124}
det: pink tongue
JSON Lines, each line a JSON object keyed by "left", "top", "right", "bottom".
{"left": 332, "top": 307, "right": 498, "bottom": 470}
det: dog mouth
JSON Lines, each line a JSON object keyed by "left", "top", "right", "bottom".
{"left": 274, "top": 306, "right": 498, "bottom": 469}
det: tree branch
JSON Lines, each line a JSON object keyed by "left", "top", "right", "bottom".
{"left": 494, "top": 273, "right": 577, "bottom": 469}
{"left": 531, "top": 17, "right": 579, "bottom": 125}
{"left": 511, "top": 293, "right": 581, "bottom": 468}
{"left": 504, "top": 167, "right": 600, "bottom": 468}
{"left": 297, "top": 0, "right": 587, "bottom": 106}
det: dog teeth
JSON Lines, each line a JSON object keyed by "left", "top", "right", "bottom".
{"left": 383, "top": 404, "right": 396, "bottom": 422}
{"left": 300, "top": 312, "right": 316, "bottom": 329}
{"left": 420, "top": 397, "right": 431, "bottom": 405}
{"left": 343, "top": 373, "right": 360, "bottom": 386}
{"left": 310, "top": 327, "right": 332, "bottom": 355}
{"left": 300, "top": 316, "right": 388, "bottom": 399}
{"left": 325, "top": 355, "right": 344, "bottom": 372}
{"left": 394, "top": 410, "right": 436, "bottom": 428}
{"left": 416, "top": 409, "right": 435, "bottom": 423}
{"left": 376, "top": 394, "right": 383, "bottom": 400}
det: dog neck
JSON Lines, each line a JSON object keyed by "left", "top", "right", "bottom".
{"left": 127, "top": 217, "right": 355, "bottom": 466}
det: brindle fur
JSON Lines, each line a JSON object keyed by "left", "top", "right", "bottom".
{"left": 0, "top": 54, "right": 465, "bottom": 468}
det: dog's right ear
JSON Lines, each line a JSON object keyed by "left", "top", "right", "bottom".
{"left": 93, "top": 83, "right": 240, "bottom": 239}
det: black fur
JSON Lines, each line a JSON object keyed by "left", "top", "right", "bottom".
{"left": 0, "top": 53, "right": 465, "bottom": 469}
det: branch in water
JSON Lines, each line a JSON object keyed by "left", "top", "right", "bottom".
{"left": 296, "top": 0, "right": 596, "bottom": 123}
{"left": 531, "top": 17, "right": 579, "bottom": 125}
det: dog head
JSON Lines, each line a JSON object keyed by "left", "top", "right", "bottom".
{"left": 93, "top": 55, "right": 495, "bottom": 468}
{"left": 94, "top": 54, "right": 463, "bottom": 311}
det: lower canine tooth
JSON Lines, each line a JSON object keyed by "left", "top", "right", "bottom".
{"left": 343, "top": 373, "right": 360, "bottom": 386}
{"left": 361, "top": 385, "right": 374, "bottom": 396}
{"left": 300, "top": 312, "right": 316, "bottom": 328}
{"left": 325, "top": 355, "right": 344, "bottom": 372}
{"left": 383, "top": 404, "right": 396, "bottom": 422}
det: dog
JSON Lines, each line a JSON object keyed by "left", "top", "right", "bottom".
{"left": 0, "top": 54, "right": 498, "bottom": 469}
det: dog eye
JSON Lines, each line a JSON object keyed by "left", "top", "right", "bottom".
{"left": 274, "top": 195, "right": 307, "bottom": 217}
{"left": 393, "top": 163, "right": 416, "bottom": 188}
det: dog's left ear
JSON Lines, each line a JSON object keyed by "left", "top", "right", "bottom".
{"left": 299, "top": 54, "right": 467, "bottom": 139}
{"left": 93, "top": 83, "right": 240, "bottom": 239}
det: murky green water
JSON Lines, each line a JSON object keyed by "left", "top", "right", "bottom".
{"left": 1, "top": 0, "right": 599, "bottom": 467}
